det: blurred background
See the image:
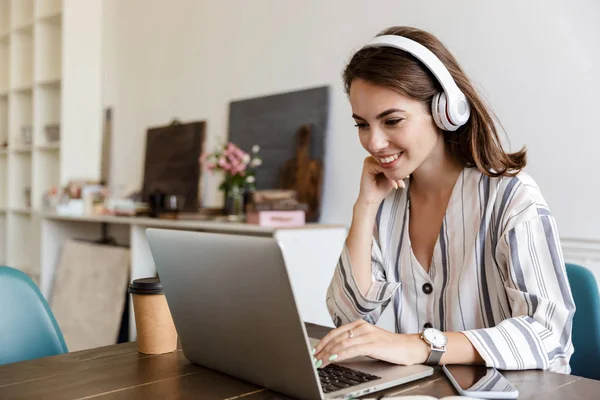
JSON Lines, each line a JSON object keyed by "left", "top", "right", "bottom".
{"left": 102, "top": 0, "right": 599, "bottom": 233}
{"left": 0, "top": 0, "right": 598, "bottom": 349}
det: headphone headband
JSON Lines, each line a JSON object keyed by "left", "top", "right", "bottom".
{"left": 362, "top": 35, "right": 470, "bottom": 131}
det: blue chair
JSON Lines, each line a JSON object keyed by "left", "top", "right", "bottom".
{"left": 0, "top": 266, "right": 68, "bottom": 365}
{"left": 566, "top": 263, "right": 600, "bottom": 380}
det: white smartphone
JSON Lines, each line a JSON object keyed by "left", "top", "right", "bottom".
{"left": 442, "top": 365, "right": 519, "bottom": 399}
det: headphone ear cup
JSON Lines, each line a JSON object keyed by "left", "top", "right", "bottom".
{"left": 437, "top": 92, "right": 459, "bottom": 131}
{"left": 431, "top": 93, "right": 445, "bottom": 131}
{"left": 448, "top": 96, "right": 471, "bottom": 127}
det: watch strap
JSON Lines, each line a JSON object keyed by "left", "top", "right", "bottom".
{"left": 425, "top": 346, "right": 444, "bottom": 366}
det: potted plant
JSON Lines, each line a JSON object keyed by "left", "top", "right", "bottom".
{"left": 199, "top": 141, "right": 262, "bottom": 220}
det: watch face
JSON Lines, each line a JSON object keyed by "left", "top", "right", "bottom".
{"left": 423, "top": 328, "right": 448, "bottom": 347}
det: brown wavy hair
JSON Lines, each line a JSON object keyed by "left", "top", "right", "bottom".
{"left": 343, "top": 26, "right": 526, "bottom": 177}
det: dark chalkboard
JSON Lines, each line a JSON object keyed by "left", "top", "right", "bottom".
{"left": 141, "top": 120, "right": 205, "bottom": 211}
{"left": 228, "top": 86, "right": 329, "bottom": 191}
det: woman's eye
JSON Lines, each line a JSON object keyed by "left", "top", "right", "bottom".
{"left": 354, "top": 122, "right": 368, "bottom": 129}
{"left": 385, "top": 118, "right": 403, "bottom": 127}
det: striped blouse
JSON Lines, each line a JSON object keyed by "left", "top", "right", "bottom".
{"left": 326, "top": 167, "right": 575, "bottom": 373}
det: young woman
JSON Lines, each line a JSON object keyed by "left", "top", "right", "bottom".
{"left": 313, "top": 26, "right": 575, "bottom": 374}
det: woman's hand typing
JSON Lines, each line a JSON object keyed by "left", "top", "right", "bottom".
{"left": 312, "top": 319, "right": 428, "bottom": 369}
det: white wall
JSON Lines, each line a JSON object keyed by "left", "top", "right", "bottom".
{"left": 62, "top": 0, "right": 103, "bottom": 184}
{"left": 102, "top": 0, "right": 600, "bottom": 240}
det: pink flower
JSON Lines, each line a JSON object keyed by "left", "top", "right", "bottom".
{"left": 227, "top": 142, "right": 239, "bottom": 153}
{"left": 206, "top": 162, "right": 216, "bottom": 172}
{"left": 218, "top": 157, "right": 227, "bottom": 167}
{"left": 229, "top": 155, "right": 240, "bottom": 167}
{"left": 231, "top": 162, "right": 247, "bottom": 176}
{"left": 235, "top": 148, "right": 246, "bottom": 159}
{"left": 199, "top": 153, "right": 209, "bottom": 164}
{"left": 227, "top": 152, "right": 239, "bottom": 164}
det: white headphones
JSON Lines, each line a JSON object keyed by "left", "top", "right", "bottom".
{"left": 363, "top": 35, "right": 470, "bottom": 132}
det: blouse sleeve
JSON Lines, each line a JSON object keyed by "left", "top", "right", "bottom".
{"left": 462, "top": 213, "right": 576, "bottom": 372}
{"left": 326, "top": 234, "right": 400, "bottom": 327}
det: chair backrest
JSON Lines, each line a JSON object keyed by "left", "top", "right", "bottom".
{"left": 0, "top": 266, "right": 68, "bottom": 365}
{"left": 566, "top": 263, "right": 600, "bottom": 380}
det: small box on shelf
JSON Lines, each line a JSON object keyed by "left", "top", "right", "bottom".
{"left": 56, "top": 199, "right": 84, "bottom": 217}
{"left": 245, "top": 190, "right": 308, "bottom": 227}
{"left": 44, "top": 123, "right": 59, "bottom": 143}
{"left": 246, "top": 210, "right": 306, "bottom": 228}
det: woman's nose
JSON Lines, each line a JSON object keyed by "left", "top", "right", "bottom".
{"left": 367, "top": 128, "right": 389, "bottom": 153}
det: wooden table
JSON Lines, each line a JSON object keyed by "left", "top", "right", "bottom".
{"left": 0, "top": 324, "right": 597, "bottom": 399}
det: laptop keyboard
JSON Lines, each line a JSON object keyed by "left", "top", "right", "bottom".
{"left": 318, "top": 363, "right": 381, "bottom": 393}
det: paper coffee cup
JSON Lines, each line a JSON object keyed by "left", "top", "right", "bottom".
{"left": 128, "top": 277, "right": 178, "bottom": 354}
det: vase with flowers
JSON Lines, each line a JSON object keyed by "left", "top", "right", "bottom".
{"left": 199, "top": 141, "right": 262, "bottom": 220}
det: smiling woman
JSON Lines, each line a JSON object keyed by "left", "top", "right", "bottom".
{"left": 316, "top": 26, "right": 575, "bottom": 375}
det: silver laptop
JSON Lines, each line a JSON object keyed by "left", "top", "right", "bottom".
{"left": 146, "top": 228, "right": 433, "bottom": 400}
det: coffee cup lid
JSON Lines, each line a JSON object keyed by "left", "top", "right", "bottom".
{"left": 128, "top": 277, "right": 164, "bottom": 295}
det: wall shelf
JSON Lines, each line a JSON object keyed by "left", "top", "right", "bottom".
{"left": 36, "top": 77, "right": 61, "bottom": 87}
{"left": 10, "top": 207, "right": 31, "bottom": 215}
{"left": 37, "top": 12, "right": 61, "bottom": 25}
{"left": 0, "top": 0, "right": 62, "bottom": 276}
{"left": 34, "top": 0, "right": 61, "bottom": 22}
{"left": 0, "top": 154, "right": 5, "bottom": 209}
{"left": 0, "top": 1, "right": 9, "bottom": 40}
{"left": 0, "top": 34, "right": 8, "bottom": 95}
{"left": 12, "top": 84, "right": 34, "bottom": 93}
{"left": 10, "top": 0, "right": 33, "bottom": 29}
{"left": 12, "top": 22, "right": 34, "bottom": 34}
{"left": 36, "top": 142, "right": 60, "bottom": 151}
{"left": 11, "top": 146, "right": 32, "bottom": 153}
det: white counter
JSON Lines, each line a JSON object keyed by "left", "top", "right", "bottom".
{"left": 40, "top": 212, "right": 348, "bottom": 341}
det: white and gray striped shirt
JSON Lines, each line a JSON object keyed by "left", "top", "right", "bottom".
{"left": 326, "top": 167, "right": 575, "bottom": 373}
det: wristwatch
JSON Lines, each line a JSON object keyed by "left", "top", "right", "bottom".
{"left": 420, "top": 327, "right": 448, "bottom": 366}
